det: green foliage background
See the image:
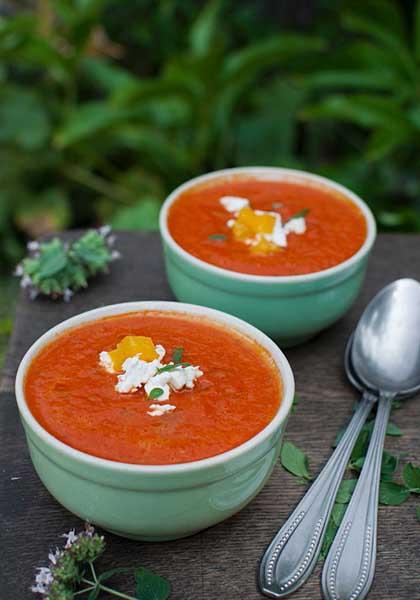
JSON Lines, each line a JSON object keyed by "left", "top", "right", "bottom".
{"left": 1, "top": 0, "right": 420, "bottom": 357}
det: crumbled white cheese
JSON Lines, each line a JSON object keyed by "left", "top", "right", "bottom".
{"left": 99, "top": 351, "right": 115, "bottom": 373}
{"left": 220, "top": 196, "right": 249, "bottom": 213}
{"left": 284, "top": 216, "right": 306, "bottom": 235}
{"left": 144, "top": 365, "right": 203, "bottom": 399}
{"left": 115, "top": 355, "right": 161, "bottom": 393}
{"left": 147, "top": 403, "right": 176, "bottom": 417}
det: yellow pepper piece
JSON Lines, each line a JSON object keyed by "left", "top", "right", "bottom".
{"left": 108, "top": 335, "right": 158, "bottom": 371}
{"left": 236, "top": 207, "right": 276, "bottom": 235}
{"left": 250, "top": 237, "right": 280, "bottom": 255}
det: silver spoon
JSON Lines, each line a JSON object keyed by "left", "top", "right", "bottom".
{"left": 259, "top": 353, "right": 378, "bottom": 594}
{"left": 322, "top": 278, "right": 420, "bottom": 600}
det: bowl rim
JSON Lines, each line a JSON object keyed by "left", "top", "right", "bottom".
{"left": 15, "top": 301, "right": 294, "bottom": 475}
{"left": 159, "top": 166, "right": 377, "bottom": 283}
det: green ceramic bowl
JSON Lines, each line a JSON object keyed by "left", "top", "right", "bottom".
{"left": 160, "top": 167, "right": 377, "bottom": 347}
{"left": 15, "top": 301, "right": 294, "bottom": 541}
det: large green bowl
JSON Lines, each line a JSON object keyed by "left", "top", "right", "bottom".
{"left": 159, "top": 167, "right": 376, "bottom": 347}
{"left": 15, "top": 301, "right": 294, "bottom": 541}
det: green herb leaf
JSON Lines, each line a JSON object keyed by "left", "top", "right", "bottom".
{"left": 319, "top": 516, "right": 338, "bottom": 560}
{"left": 135, "top": 567, "right": 171, "bottom": 600}
{"left": 171, "top": 347, "right": 184, "bottom": 363}
{"left": 208, "top": 233, "right": 227, "bottom": 241}
{"left": 280, "top": 440, "right": 311, "bottom": 480}
{"left": 380, "top": 451, "right": 399, "bottom": 481}
{"left": 331, "top": 503, "right": 347, "bottom": 527}
{"left": 379, "top": 481, "right": 410, "bottom": 505}
{"left": 149, "top": 387, "right": 164, "bottom": 400}
{"left": 284, "top": 208, "right": 309, "bottom": 223}
{"left": 403, "top": 462, "right": 420, "bottom": 492}
{"left": 291, "top": 394, "right": 299, "bottom": 414}
{"left": 156, "top": 362, "right": 191, "bottom": 374}
{"left": 335, "top": 479, "right": 357, "bottom": 504}
{"left": 350, "top": 428, "right": 370, "bottom": 463}
{"left": 386, "top": 422, "right": 403, "bottom": 436}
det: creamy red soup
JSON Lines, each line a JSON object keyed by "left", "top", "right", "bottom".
{"left": 167, "top": 176, "right": 368, "bottom": 276}
{"left": 25, "top": 311, "right": 282, "bottom": 465}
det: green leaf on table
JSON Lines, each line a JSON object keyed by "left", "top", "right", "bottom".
{"left": 280, "top": 441, "right": 311, "bottom": 481}
{"left": 379, "top": 481, "right": 410, "bottom": 505}
{"left": 403, "top": 463, "right": 420, "bottom": 492}
{"left": 135, "top": 567, "right": 170, "bottom": 600}
{"left": 331, "top": 504, "right": 347, "bottom": 528}
{"left": 350, "top": 428, "right": 370, "bottom": 463}
{"left": 291, "top": 394, "right": 300, "bottom": 414}
{"left": 386, "top": 422, "right": 403, "bottom": 436}
{"left": 319, "top": 517, "right": 337, "bottom": 560}
{"left": 380, "top": 451, "right": 399, "bottom": 481}
{"left": 335, "top": 479, "right": 357, "bottom": 504}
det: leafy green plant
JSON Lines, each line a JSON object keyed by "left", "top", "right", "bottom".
{"left": 301, "top": 0, "right": 420, "bottom": 230}
{"left": 0, "top": 0, "right": 324, "bottom": 271}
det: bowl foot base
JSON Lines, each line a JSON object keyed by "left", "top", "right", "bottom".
{"left": 105, "top": 527, "right": 201, "bottom": 542}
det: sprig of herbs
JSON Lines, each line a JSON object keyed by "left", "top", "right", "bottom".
{"left": 155, "top": 347, "right": 191, "bottom": 374}
{"left": 31, "top": 523, "right": 170, "bottom": 599}
{"left": 15, "top": 227, "right": 119, "bottom": 301}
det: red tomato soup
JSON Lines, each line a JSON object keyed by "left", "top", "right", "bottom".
{"left": 167, "top": 176, "right": 368, "bottom": 276}
{"left": 25, "top": 311, "right": 282, "bottom": 465}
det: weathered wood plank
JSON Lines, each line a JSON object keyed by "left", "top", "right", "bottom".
{"left": 1, "top": 232, "right": 419, "bottom": 599}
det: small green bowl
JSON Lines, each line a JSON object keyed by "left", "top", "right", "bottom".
{"left": 15, "top": 301, "right": 294, "bottom": 541}
{"left": 159, "top": 167, "right": 376, "bottom": 347}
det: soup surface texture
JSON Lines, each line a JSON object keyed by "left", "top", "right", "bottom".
{"left": 167, "top": 177, "right": 368, "bottom": 276}
{"left": 25, "top": 311, "right": 282, "bottom": 465}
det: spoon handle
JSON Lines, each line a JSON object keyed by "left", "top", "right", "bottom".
{"left": 259, "top": 391, "right": 376, "bottom": 598}
{"left": 321, "top": 392, "right": 394, "bottom": 600}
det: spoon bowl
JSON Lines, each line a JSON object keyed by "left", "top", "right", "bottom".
{"left": 351, "top": 278, "right": 420, "bottom": 395}
{"left": 344, "top": 334, "right": 420, "bottom": 399}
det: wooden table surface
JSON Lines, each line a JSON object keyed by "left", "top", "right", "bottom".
{"left": 1, "top": 232, "right": 419, "bottom": 600}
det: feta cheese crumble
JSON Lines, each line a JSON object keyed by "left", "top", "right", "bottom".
{"left": 220, "top": 196, "right": 250, "bottom": 213}
{"left": 219, "top": 196, "right": 307, "bottom": 253}
{"left": 99, "top": 340, "right": 203, "bottom": 416}
{"left": 147, "top": 403, "right": 176, "bottom": 417}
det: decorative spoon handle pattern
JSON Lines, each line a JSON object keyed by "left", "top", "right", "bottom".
{"left": 322, "top": 392, "right": 394, "bottom": 600}
{"left": 259, "top": 391, "right": 376, "bottom": 598}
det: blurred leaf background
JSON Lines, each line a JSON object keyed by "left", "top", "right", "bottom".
{"left": 1, "top": 0, "right": 420, "bottom": 363}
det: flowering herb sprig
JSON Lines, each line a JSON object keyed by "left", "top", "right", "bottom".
{"left": 15, "top": 226, "right": 120, "bottom": 301}
{"left": 32, "top": 523, "right": 170, "bottom": 600}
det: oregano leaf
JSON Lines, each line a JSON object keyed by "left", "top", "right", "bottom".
{"left": 280, "top": 441, "right": 311, "bottom": 480}
{"left": 403, "top": 463, "right": 420, "bottom": 492}
{"left": 149, "top": 387, "right": 164, "bottom": 400}
{"left": 379, "top": 481, "right": 410, "bottom": 505}
{"left": 135, "top": 567, "right": 170, "bottom": 600}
